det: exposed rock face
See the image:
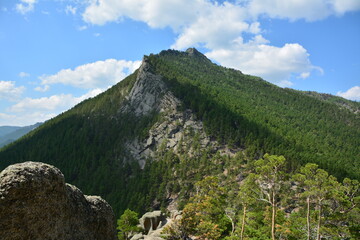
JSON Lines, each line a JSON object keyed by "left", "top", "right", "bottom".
{"left": 0, "top": 162, "right": 117, "bottom": 240}
{"left": 121, "top": 57, "right": 179, "bottom": 117}
{"left": 139, "top": 211, "right": 167, "bottom": 234}
{"left": 123, "top": 58, "right": 239, "bottom": 169}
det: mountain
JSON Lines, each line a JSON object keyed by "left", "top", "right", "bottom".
{"left": 0, "top": 48, "right": 359, "bottom": 218}
{"left": 0, "top": 126, "right": 21, "bottom": 138}
{"left": 300, "top": 90, "right": 360, "bottom": 114}
{"left": 0, "top": 123, "right": 42, "bottom": 148}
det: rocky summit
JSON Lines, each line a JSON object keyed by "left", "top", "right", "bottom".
{"left": 0, "top": 161, "right": 117, "bottom": 240}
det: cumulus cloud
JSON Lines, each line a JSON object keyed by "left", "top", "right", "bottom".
{"left": 82, "top": 0, "right": 206, "bottom": 29}
{"left": 39, "top": 59, "right": 141, "bottom": 89}
{"left": 8, "top": 90, "right": 102, "bottom": 113}
{"left": 16, "top": 0, "right": 37, "bottom": 15}
{"left": 6, "top": 58, "right": 141, "bottom": 126}
{"left": 337, "top": 86, "right": 360, "bottom": 101}
{"left": 82, "top": 0, "right": 360, "bottom": 27}
{"left": 81, "top": 0, "right": 351, "bottom": 86}
{"left": 206, "top": 37, "right": 322, "bottom": 86}
{"left": 3, "top": 89, "right": 104, "bottom": 126}
{"left": 171, "top": 3, "right": 250, "bottom": 49}
{"left": 0, "top": 81, "right": 25, "bottom": 101}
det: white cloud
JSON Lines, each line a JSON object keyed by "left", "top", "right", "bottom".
{"left": 206, "top": 37, "right": 322, "bottom": 86}
{"left": 0, "top": 112, "right": 54, "bottom": 127}
{"left": 9, "top": 90, "right": 102, "bottom": 113}
{"left": 39, "top": 59, "right": 141, "bottom": 89}
{"left": 171, "top": 3, "right": 250, "bottom": 49}
{"left": 299, "top": 72, "right": 311, "bottom": 79}
{"left": 0, "top": 81, "right": 25, "bottom": 101}
{"left": 65, "top": 5, "right": 77, "bottom": 15}
{"left": 19, "top": 72, "right": 30, "bottom": 78}
{"left": 80, "top": 0, "right": 337, "bottom": 86}
{"left": 16, "top": 0, "right": 37, "bottom": 15}
{"left": 333, "top": 0, "right": 360, "bottom": 14}
{"left": 247, "top": 0, "right": 360, "bottom": 21}
{"left": 9, "top": 94, "right": 77, "bottom": 113}
{"left": 0, "top": 113, "right": 14, "bottom": 122}
{"left": 82, "top": 0, "right": 360, "bottom": 27}
{"left": 34, "top": 85, "right": 50, "bottom": 92}
{"left": 337, "top": 86, "right": 360, "bottom": 101}
{"left": 82, "top": 0, "right": 206, "bottom": 29}
{"left": 3, "top": 89, "right": 104, "bottom": 126}
{"left": 5, "top": 58, "right": 141, "bottom": 126}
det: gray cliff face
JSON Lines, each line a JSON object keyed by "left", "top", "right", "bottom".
{"left": 123, "top": 58, "right": 240, "bottom": 169}
{"left": 0, "top": 161, "right": 117, "bottom": 240}
{"left": 121, "top": 57, "right": 179, "bottom": 116}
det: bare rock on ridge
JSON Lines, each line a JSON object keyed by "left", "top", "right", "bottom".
{"left": 0, "top": 161, "right": 117, "bottom": 240}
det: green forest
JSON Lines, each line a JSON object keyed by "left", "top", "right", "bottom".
{"left": 160, "top": 154, "right": 360, "bottom": 240}
{"left": 148, "top": 49, "right": 360, "bottom": 180}
{"left": 116, "top": 154, "right": 359, "bottom": 239}
{"left": 0, "top": 49, "right": 359, "bottom": 239}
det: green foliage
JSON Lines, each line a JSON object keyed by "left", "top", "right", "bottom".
{"left": 117, "top": 209, "right": 141, "bottom": 240}
{"left": 148, "top": 50, "right": 360, "bottom": 180}
{"left": 0, "top": 48, "right": 358, "bottom": 227}
{"left": 166, "top": 154, "right": 359, "bottom": 240}
{"left": 176, "top": 176, "right": 231, "bottom": 239}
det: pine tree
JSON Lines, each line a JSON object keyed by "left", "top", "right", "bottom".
{"left": 117, "top": 209, "right": 141, "bottom": 240}
{"left": 253, "top": 154, "right": 287, "bottom": 240}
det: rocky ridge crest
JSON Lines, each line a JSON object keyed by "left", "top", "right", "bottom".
{"left": 123, "top": 57, "right": 238, "bottom": 169}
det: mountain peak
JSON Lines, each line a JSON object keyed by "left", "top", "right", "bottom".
{"left": 185, "top": 47, "right": 201, "bottom": 56}
{"left": 157, "top": 48, "right": 211, "bottom": 63}
{"left": 185, "top": 48, "right": 211, "bottom": 62}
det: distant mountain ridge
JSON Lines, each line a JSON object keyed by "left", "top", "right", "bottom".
{"left": 0, "top": 126, "right": 22, "bottom": 137}
{"left": 0, "top": 48, "right": 358, "bottom": 217}
{"left": 0, "top": 123, "right": 42, "bottom": 148}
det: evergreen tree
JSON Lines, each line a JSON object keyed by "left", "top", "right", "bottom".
{"left": 253, "top": 154, "right": 287, "bottom": 240}
{"left": 117, "top": 209, "right": 141, "bottom": 240}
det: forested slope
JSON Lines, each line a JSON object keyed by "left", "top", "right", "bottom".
{"left": 0, "top": 48, "right": 358, "bottom": 219}
{"left": 148, "top": 49, "right": 360, "bottom": 179}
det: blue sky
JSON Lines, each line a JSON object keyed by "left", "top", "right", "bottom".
{"left": 0, "top": 0, "right": 359, "bottom": 126}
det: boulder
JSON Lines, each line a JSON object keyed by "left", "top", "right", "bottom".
{"left": 139, "top": 211, "right": 166, "bottom": 234}
{"left": 0, "top": 161, "right": 117, "bottom": 240}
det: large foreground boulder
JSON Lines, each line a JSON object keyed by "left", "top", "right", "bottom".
{"left": 0, "top": 161, "right": 117, "bottom": 240}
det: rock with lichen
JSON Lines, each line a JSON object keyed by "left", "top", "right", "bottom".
{"left": 0, "top": 161, "right": 117, "bottom": 240}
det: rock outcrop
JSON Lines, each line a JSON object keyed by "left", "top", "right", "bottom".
{"left": 121, "top": 57, "right": 179, "bottom": 117}
{"left": 0, "top": 161, "right": 117, "bottom": 240}
{"left": 124, "top": 57, "right": 240, "bottom": 169}
{"left": 129, "top": 211, "right": 168, "bottom": 240}
{"left": 130, "top": 210, "right": 184, "bottom": 240}
{"left": 139, "top": 211, "right": 167, "bottom": 234}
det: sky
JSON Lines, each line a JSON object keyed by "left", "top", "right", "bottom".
{"left": 0, "top": 0, "right": 359, "bottom": 126}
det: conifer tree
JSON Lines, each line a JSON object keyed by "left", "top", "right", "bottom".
{"left": 253, "top": 154, "right": 287, "bottom": 240}
{"left": 117, "top": 209, "right": 141, "bottom": 240}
